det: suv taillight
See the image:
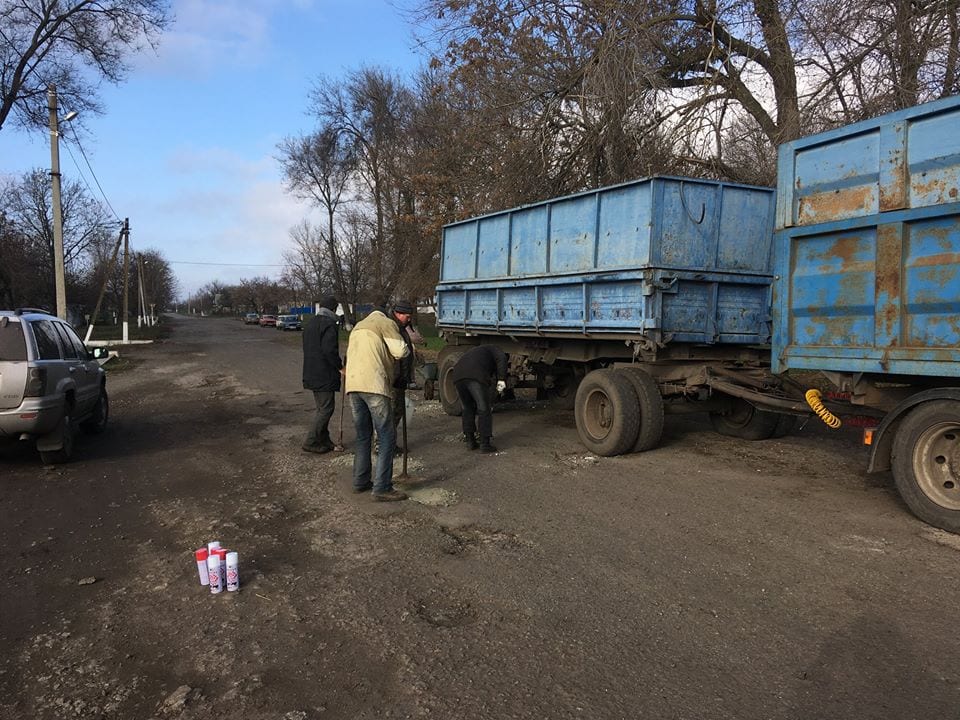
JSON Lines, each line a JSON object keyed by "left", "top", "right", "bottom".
{"left": 24, "top": 368, "right": 47, "bottom": 397}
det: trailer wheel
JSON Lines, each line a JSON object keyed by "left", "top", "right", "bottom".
{"left": 437, "top": 348, "right": 465, "bottom": 416}
{"left": 574, "top": 369, "right": 640, "bottom": 456}
{"left": 709, "top": 397, "right": 780, "bottom": 440}
{"left": 891, "top": 400, "right": 960, "bottom": 532}
{"left": 538, "top": 370, "right": 578, "bottom": 410}
{"left": 771, "top": 413, "right": 797, "bottom": 438}
{"left": 616, "top": 367, "right": 664, "bottom": 452}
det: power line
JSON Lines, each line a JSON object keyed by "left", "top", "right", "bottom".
{"left": 61, "top": 124, "right": 121, "bottom": 221}
{"left": 168, "top": 260, "right": 286, "bottom": 268}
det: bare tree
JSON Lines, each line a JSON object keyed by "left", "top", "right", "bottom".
{"left": 799, "top": 0, "right": 960, "bottom": 121}
{"left": 0, "top": 209, "right": 47, "bottom": 307}
{"left": 280, "top": 220, "right": 333, "bottom": 303}
{"left": 1, "top": 168, "right": 113, "bottom": 306}
{"left": 416, "top": 0, "right": 960, "bottom": 191}
{"left": 0, "top": 0, "right": 171, "bottom": 133}
{"left": 234, "top": 276, "right": 286, "bottom": 315}
{"left": 309, "top": 68, "right": 416, "bottom": 306}
{"left": 136, "top": 248, "right": 177, "bottom": 313}
{"left": 278, "top": 125, "right": 356, "bottom": 305}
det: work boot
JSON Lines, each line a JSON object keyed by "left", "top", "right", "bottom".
{"left": 479, "top": 437, "right": 497, "bottom": 453}
{"left": 463, "top": 433, "right": 479, "bottom": 450}
{"left": 372, "top": 488, "right": 408, "bottom": 502}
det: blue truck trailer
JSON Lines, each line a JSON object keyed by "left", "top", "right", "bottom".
{"left": 435, "top": 95, "right": 960, "bottom": 532}
{"left": 772, "top": 94, "right": 960, "bottom": 531}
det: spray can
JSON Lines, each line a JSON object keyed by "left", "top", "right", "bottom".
{"left": 207, "top": 540, "right": 221, "bottom": 554}
{"left": 195, "top": 548, "right": 210, "bottom": 586}
{"left": 225, "top": 552, "right": 239, "bottom": 592}
{"left": 207, "top": 553, "right": 223, "bottom": 594}
{"left": 215, "top": 548, "right": 228, "bottom": 582}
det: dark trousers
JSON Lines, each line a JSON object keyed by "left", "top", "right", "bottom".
{"left": 456, "top": 379, "right": 493, "bottom": 439}
{"left": 304, "top": 390, "right": 336, "bottom": 448}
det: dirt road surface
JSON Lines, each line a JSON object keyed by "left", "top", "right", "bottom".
{"left": 2, "top": 315, "right": 959, "bottom": 720}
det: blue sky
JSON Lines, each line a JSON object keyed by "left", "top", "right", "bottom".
{"left": 0, "top": 0, "right": 427, "bottom": 298}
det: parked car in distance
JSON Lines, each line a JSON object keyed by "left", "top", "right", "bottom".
{"left": 276, "top": 314, "right": 302, "bottom": 331}
{"left": 0, "top": 308, "right": 109, "bottom": 464}
{"left": 258, "top": 315, "right": 277, "bottom": 327}
{"left": 243, "top": 312, "right": 259, "bottom": 324}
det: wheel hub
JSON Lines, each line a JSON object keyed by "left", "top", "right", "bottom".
{"left": 913, "top": 421, "right": 960, "bottom": 511}
{"left": 584, "top": 389, "right": 613, "bottom": 439}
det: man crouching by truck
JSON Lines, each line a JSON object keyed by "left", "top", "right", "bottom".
{"left": 451, "top": 345, "right": 508, "bottom": 453}
{"left": 345, "top": 306, "right": 410, "bottom": 501}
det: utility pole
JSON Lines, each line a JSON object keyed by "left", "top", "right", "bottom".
{"left": 48, "top": 85, "right": 68, "bottom": 320}
{"left": 137, "top": 253, "right": 148, "bottom": 328}
{"left": 84, "top": 224, "right": 125, "bottom": 343}
{"left": 121, "top": 218, "right": 130, "bottom": 343}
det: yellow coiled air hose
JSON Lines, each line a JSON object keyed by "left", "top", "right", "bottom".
{"left": 805, "top": 389, "right": 841, "bottom": 429}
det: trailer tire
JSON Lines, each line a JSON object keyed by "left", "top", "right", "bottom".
{"left": 540, "top": 370, "right": 578, "bottom": 410}
{"left": 771, "top": 413, "right": 797, "bottom": 438}
{"left": 891, "top": 400, "right": 960, "bottom": 532}
{"left": 709, "top": 397, "right": 780, "bottom": 440}
{"left": 616, "top": 367, "right": 664, "bottom": 452}
{"left": 574, "top": 369, "right": 640, "bottom": 456}
{"left": 437, "top": 348, "right": 465, "bottom": 416}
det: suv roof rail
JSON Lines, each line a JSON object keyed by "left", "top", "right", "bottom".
{"left": 14, "top": 307, "right": 54, "bottom": 316}
{"left": 13, "top": 308, "right": 53, "bottom": 315}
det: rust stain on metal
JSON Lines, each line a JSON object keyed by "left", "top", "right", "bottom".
{"left": 875, "top": 225, "right": 902, "bottom": 341}
{"left": 910, "top": 252, "right": 960, "bottom": 268}
{"left": 824, "top": 235, "right": 862, "bottom": 266}
{"left": 912, "top": 174, "right": 959, "bottom": 204}
{"left": 798, "top": 186, "right": 874, "bottom": 224}
{"left": 916, "top": 265, "right": 960, "bottom": 288}
{"left": 879, "top": 153, "right": 907, "bottom": 212}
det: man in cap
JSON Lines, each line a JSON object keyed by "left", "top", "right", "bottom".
{"left": 390, "top": 299, "right": 418, "bottom": 449}
{"left": 301, "top": 295, "right": 342, "bottom": 454}
{"left": 345, "top": 305, "right": 411, "bottom": 501}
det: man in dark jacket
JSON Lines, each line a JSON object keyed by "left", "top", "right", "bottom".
{"left": 451, "top": 344, "right": 508, "bottom": 453}
{"left": 302, "top": 295, "right": 342, "bottom": 453}
{"left": 390, "top": 300, "right": 416, "bottom": 447}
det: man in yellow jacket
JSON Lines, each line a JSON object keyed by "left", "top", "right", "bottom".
{"left": 345, "top": 307, "right": 411, "bottom": 501}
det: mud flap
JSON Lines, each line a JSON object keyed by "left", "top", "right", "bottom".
{"left": 36, "top": 416, "right": 68, "bottom": 451}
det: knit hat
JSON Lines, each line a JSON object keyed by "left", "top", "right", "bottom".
{"left": 393, "top": 299, "right": 414, "bottom": 315}
{"left": 318, "top": 295, "right": 338, "bottom": 311}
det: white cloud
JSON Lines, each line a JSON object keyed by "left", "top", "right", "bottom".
{"left": 133, "top": 145, "right": 320, "bottom": 295}
{"left": 139, "top": 0, "right": 310, "bottom": 75}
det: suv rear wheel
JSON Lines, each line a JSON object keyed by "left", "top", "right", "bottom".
{"left": 81, "top": 386, "right": 109, "bottom": 434}
{"left": 39, "top": 410, "right": 75, "bottom": 464}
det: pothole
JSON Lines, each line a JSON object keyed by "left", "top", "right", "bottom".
{"left": 410, "top": 599, "right": 476, "bottom": 628}
{"left": 438, "top": 525, "right": 524, "bottom": 554}
{"left": 406, "top": 487, "right": 458, "bottom": 507}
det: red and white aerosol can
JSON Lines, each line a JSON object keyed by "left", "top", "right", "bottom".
{"left": 225, "top": 551, "right": 239, "bottom": 592}
{"left": 207, "top": 553, "right": 223, "bottom": 594}
{"left": 195, "top": 548, "right": 210, "bottom": 586}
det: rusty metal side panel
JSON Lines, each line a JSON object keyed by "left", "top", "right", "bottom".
{"left": 772, "top": 204, "right": 960, "bottom": 376}
{"left": 777, "top": 95, "right": 960, "bottom": 230}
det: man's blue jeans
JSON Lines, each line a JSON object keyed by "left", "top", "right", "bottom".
{"left": 349, "top": 392, "right": 396, "bottom": 493}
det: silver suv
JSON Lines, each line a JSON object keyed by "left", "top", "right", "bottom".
{"left": 0, "top": 308, "right": 108, "bottom": 463}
